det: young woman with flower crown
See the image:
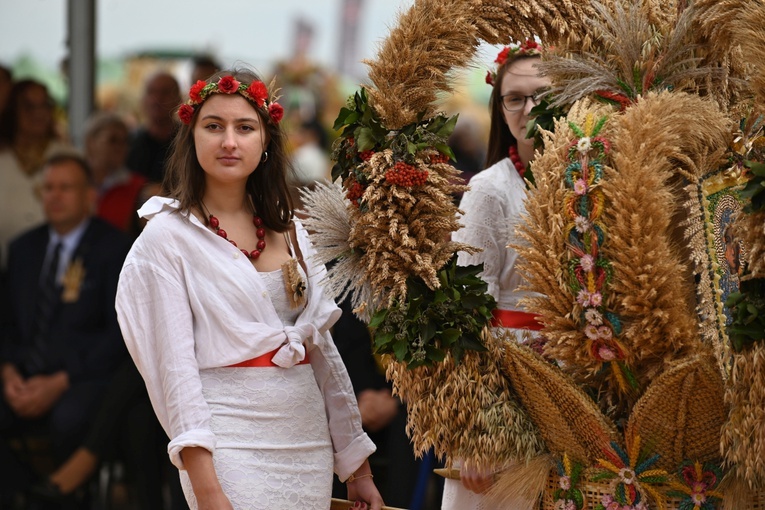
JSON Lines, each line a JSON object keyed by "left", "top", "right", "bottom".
{"left": 115, "top": 69, "right": 383, "bottom": 510}
{"left": 442, "top": 40, "right": 551, "bottom": 510}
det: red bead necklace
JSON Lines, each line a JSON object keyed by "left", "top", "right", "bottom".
{"left": 209, "top": 213, "right": 267, "bottom": 259}
{"left": 508, "top": 144, "right": 527, "bottom": 178}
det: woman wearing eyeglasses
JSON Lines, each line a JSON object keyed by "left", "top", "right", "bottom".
{"left": 443, "top": 40, "right": 551, "bottom": 510}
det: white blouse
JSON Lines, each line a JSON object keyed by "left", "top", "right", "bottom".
{"left": 453, "top": 158, "right": 534, "bottom": 311}
{"left": 115, "top": 197, "right": 375, "bottom": 480}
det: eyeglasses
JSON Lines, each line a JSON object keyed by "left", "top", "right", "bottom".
{"left": 501, "top": 90, "right": 547, "bottom": 112}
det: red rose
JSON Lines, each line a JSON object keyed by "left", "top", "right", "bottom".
{"left": 189, "top": 80, "right": 207, "bottom": 103}
{"left": 246, "top": 81, "right": 268, "bottom": 107}
{"left": 268, "top": 102, "right": 284, "bottom": 124}
{"left": 217, "top": 76, "right": 240, "bottom": 94}
{"left": 494, "top": 46, "right": 510, "bottom": 65}
{"left": 177, "top": 104, "right": 195, "bottom": 124}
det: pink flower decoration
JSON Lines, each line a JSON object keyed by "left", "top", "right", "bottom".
{"left": 598, "top": 326, "right": 613, "bottom": 339}
{"left": 217, "top": 76, "right": 240, "bottom": 94}
{"left": 584, "top": 324, "right": 599, "bottom": 340}
{"left": 559, "top": 476, "right": 571, "bottom": 490}
{"left": 580, "top": 254, "right": 595, "bottom": 272}
{"left": 577, "top": 289, "right": 591, "bottom": 306}
{"left": 598, "top": 345, "right": 617, "bottom": 361}
{"left": 574, "top": 179, "right": 588, "bottom": 195}
{"left": 590, "top": 292, "right": 603, "bottom": 306}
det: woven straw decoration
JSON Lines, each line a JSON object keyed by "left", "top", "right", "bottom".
{"left": 625, "top": 352, "right": 727, "bottom": 472}
{"left": 499, "top": 337, "right": 620, "bottom": 465}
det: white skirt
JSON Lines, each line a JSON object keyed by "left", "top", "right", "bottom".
{"left": 180, "top": 364, "right": 334, "bottom": 510}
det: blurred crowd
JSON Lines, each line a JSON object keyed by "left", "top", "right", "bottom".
{"left": 0, "top": 55, "right": 486, "bottom": 510}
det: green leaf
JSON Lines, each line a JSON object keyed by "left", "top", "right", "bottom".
{"left": 368, "top": 309, "right": 388, "bottom": 329}
{"left": 435, "top": 143, "right": 456, "bottom": 161}
{"left": 356, "top": 128, "right": 377, "bottom": 151}
{"left": 460, "top": 335, "right": 488, "bottom": 352}
{"left": 424, "top": 345, "right": 446, "bottom": 363}
{"left": 745, "top": 160, "right": 765, "bottom": 176}
{"left": 372, "top": 330, "right": 394, "bottom": 348}
{"left": 393, "top": 338, "right": 409, "bottom": 360}
{"left": 436, "top": 114, "right": 459, "bottom": 137}
{"left": 440, "top": 328, "right": 461, "bottom": 346}
{"left": 420, "top": 320, "right": 437, "bottom": 342}
{"left": 333, "top": 107, "right": 355, "bottom": 130}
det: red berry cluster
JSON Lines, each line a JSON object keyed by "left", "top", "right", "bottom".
{"left": 359, "top": 150, "right": 375, "bottom": 161}
{"left": 346, "top": 178, "right": 365, "bottom": 207}
{"left": 429, "top": 153, "right": 449, "bottom": 164}
{"left": 385, "top": 162, "right": 428, "bottom": 187}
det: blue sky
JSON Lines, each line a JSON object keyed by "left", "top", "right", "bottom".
{"left": 0, "top": 0, "right": 414, "bottom": 74}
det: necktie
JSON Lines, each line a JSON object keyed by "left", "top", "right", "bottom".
{"left": 25, "top": 242, "right": 63, "bottom": 374}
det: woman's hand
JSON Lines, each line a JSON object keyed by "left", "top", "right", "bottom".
{"left": 181, "top": 447, "right": 234, "bottom": 510}
{"left": 345, "top": 460, "right": 384, "bottom": 510}
{"left": 460, "top": 464, "right": 494, "bottom": 494}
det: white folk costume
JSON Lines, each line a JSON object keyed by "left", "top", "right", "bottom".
{"left": 116, "top": 196, "right": 375, "bottom": 510}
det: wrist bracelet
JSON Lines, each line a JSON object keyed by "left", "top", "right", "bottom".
{"left": 346, "top": 472, "right": 374, "bottom": 484}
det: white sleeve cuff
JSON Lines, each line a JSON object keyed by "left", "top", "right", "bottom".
{"left": 334, "top": 433, "right": 377, "bottom": 481}
{"left": 167, "top": 428, "right": 218, "bottom": 470}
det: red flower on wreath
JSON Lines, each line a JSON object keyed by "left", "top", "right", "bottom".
{"left": 217, "top": 76, "right": 240, "bottom": 94}
{"left": 189, "top": 80, "right": 207, "bottom": 103}
{"left": 268, "top": 102, "right": 284, "bottom": 124}
{"left": 521, "top": 39, "right": 541, "bottom": 52}
{"left": 177, "top": 104, "right": 195, "bottom": 125}
{"left": 494, "top": 46, "right": 511, "bottom": 65}
{"left": 246, "top": 81, "right": 268, "bottom": 107}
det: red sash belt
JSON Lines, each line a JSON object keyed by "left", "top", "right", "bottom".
{"left": 490, "top": 309, "right": 543, "bottom": 330}
{"left": 226, "top": 347, "right": 310, "bottom": 368}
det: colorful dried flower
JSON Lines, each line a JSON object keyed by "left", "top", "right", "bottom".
{"left": 574, "top": 179, "right": 588, "bottom": 195}
{"left": 585, "top": 308, "right": 604, "bottom": 325}
{"left": 580, "top": 253, "right": 595, "bottom": 271}
{"left": 575, "top": 215, "right": 591, "bottom": 233}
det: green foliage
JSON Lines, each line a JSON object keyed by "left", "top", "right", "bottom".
{"left": 725, "top": 278, "right": 765, "bottom": 352}
{"left": 331, "top": 88, "right": 458, "bottom": 182}
{"left": 369, "top": 254, "right": 497, "bottom": 368}
{"left": 740, "top": 160, "right": 765, "bottom": 213}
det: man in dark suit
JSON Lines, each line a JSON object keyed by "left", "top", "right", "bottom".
{"left": 0, "top": 152, "right": 131, "bottom": 503}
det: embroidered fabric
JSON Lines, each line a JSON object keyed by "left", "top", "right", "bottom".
{"left": 453, "top": 158, "right": 536, "bottom": 311}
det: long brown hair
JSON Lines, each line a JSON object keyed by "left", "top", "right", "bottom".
{"left": 0, "top": 79, "right": 57, "bottom": 148}
{"left": 162, "top": 68, "right": 293, "bottom": 232}
{"left": 485, "top": 54, "right": 541, "bottom": 168}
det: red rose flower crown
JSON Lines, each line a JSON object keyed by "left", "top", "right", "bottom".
{"left": 485, "top": 38, "right": 544, "bottom": 86}
{"left": 177, "top": 75, "right": 284, "bottom": 125}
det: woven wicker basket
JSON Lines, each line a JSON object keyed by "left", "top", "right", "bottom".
{"left": 539, "top": 471, "right": 682, "bottom": 510}
{"left": 539, "top": 471, "right": 765, "bottom": 509}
